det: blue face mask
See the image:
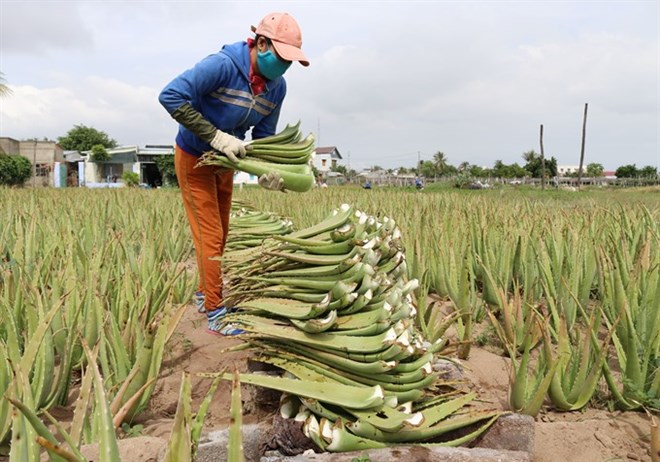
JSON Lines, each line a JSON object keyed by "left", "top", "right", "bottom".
{"left": 257, "top": 48, "right": 292, "bottom": 81}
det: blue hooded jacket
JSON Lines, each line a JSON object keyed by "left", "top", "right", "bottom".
{"left": 159, "top": 41, "right": 287, "bottom": 156}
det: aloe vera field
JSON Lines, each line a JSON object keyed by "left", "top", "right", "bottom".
{"left": 0, "top": 185, "right": 658, "bottom": 461}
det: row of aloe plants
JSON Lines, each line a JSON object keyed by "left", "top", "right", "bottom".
{"left": 0, "top": 189, "right": 198, "bottom": 459}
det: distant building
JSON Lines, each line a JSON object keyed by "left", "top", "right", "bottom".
{"left": 557, "top": 165, "right": 582, "bottom": 176}
{"left": 234, "top": 171, "right": 259, "bottom": 186}
{"left": 0, "top": 137, "right": 65, "bottom": 186}
{"left": 313, "top": 146, "right": 343, "bottom": 173}
{"left": 74, "top": 145, "right": 174, "bottom": 187}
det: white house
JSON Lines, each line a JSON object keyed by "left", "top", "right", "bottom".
{"left": 233, "top": 171, "right": 259, "bottom": 186}
{"left": 557, "top": 165, "right": 582, "bottom": 176}
{"left": 76, "top": 145, "right": 175, "bottom": 187}
{"left": 313, "top": 146, "right": 343, "bottom": 173}
{"left": 77, "top": 145, "right": 265, "bottom": 188}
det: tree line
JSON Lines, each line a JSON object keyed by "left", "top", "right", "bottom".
{"left": 1, "top": 124, "right": 658, "bottom": 187}
{"left": 331, "top": 150, "right": 658, "bottom": 181}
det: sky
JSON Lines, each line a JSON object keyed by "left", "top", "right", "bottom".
{"left": 0, "top": 1, "right": 658, "bottom": 172}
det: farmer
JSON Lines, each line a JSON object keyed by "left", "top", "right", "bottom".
{"left": 158, "top": 12, "right": 309, "bottom": 335}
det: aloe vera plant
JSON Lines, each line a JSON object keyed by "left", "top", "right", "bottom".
{"left": 507, "top": 315, "right": 558, "bottom": 416}
{"left": 597, "top": 243, "right": 660, "bottom": 410}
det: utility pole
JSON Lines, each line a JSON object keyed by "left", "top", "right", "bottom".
{"left": 540, "top": 124, "right": 546, "bottom": 191}
{"left": 577, "top": 103, "right": 588, "bottom": 190}
{"left": 32, "top": 140, "right": 37, "bottom": 187}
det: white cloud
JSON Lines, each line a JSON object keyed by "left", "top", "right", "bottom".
{"left": 0, "top": 79, "right": 173, "bottom": 145}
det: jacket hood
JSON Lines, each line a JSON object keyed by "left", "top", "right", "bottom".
{"left": 220, "top": 41, "right": 251, "bottom": 81}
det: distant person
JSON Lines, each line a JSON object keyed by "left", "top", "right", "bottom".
{"left": 363, "top": 179, "right": 372, "bottom": 189}
{"left": 415, "top": 176, "right": 423, "bottom": 190}
{"left": 158, "top": 12, "right": 310, "bottom": 336}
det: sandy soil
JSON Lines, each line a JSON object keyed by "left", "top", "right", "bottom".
{"left": 131, "top": 301, "right": 655, "bottom": 462}
{"left": 464, "top": 347, "right": 652, "bottom": 461}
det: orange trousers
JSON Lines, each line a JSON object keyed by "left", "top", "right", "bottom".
{"left": 175, "top": 145, "right": 233, "bottom": 310}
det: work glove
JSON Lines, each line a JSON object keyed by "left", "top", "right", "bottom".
{"left": 258, "top": 172, "right": 285, "bottom": 192}
{"left": 210, "top": 130, "right": 246, "bottom": 163}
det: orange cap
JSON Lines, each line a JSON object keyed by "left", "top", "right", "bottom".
{"left": 252, "top": 12, "right": 310, "bottom": 66}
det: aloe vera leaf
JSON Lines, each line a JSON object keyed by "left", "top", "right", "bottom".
{"left": 262, "top": 341, "right": 397, "bottom": 375}
{"left": 17, "top": 299, "right": 63, "bottom": 374}
{"left": 132, "top": 312, "right": 172, "bottom": 418}
{"left": 336, "top": 288, "right": 375, "bottom": 315}
{"left": 247, "top": 121, "right": 301, "bottom": 145}
{"left": 290, "top": 310, "right": 338, "bottom": 333}
{"left": 413, "top": 392, "right": 477, "bottom": 429}
{"left": 419, "top": 414, "right": 500, "bottom": 448}
{"left": 227, "top": 371, "right": 244, "bottom": 462}
{"left": 191, "top": 375, "right": 223, "bottom": 456}
{"left": 163, "top": 373, "right": 192, "bottom": 462}
{"left": 520, "top": 358, "right": 558, "bottom": 416}
{"left": 263, "top": 261, "right": 354, "bottom": 278}
{"left": 247, "top": 276, "right": 337, "bottom": 292}
{"left": 248, "top": 137, "right": 315, "bottom": 155}
{"left": 272, "top": 235, "right": 334, "bottom": 247}
{"left": 392, "top": 352, "right": 434, "bottom": 373}
{"left": 326, "top": 418, "right": 388, "bottom": 452}
{"left": 112, "top": 378, "right": 157, "bottom": 429}
{"left": 287, "top": 240, "right": 354, "bottom": 256}
{"left": 264, "top": 248, "right": 359, "bottom": 266}
{"left": 0, "top": 345, "right": 12, "bottom": 443}
{"left": 82, "top": 341, "right": 121, "bottom": 462}
{"left": 34, "top": 436, "right": 83, "bottom": 462}
{"left": 69, "top": 343, "right": 98, "bottom": 447}
{"left": 226, "top": 314, "right": 397, "bottom": 353}
{"left": 346, "top": 410, "right": 500, "bottom": 444}
{"left": 288, "top": 205, "right": 355, "bottom": 239}
{"left": 6, "top": 397, "right": 75, "bottom": 462}
{"left": 300, "top": 398, "right": 344, "bottom": 422}
{"left": 302, "top": 414, "right": 329, "bottom": 451}
{"left": 218, "top": 372, "right": 385, "bottom": 410}
{"left": 251, "top": 355, "right": 343, "bottom": 385}
{"left": 329, "top": 321, "right": 392, "bottom": 337}
{"left": 42, "top": 412, "right": 86, "bottom": 462}
{"left": 334, "top": 304, "right": 388, "bottom": 330}
{"left": 346, "top": 405, "right": 424, "bottom": 432}
{"left": 240, "top": 297, "right": 327, "bottom": 320}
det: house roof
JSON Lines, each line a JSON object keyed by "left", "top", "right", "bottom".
{"left": 315, "top": 146, "right": 343, "bottom": 159}
{"left": 100, "top": 151, "right": 139, "bottom": 164}
{"left": 63, "top": 151, "right": 84, "bottom": 162}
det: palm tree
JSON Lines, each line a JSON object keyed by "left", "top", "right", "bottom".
{"left": 433, "top": 151, "right": 448, "bottom": 175}
{"left": 0, "top": 72, "right": 12, "bottom": 97}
